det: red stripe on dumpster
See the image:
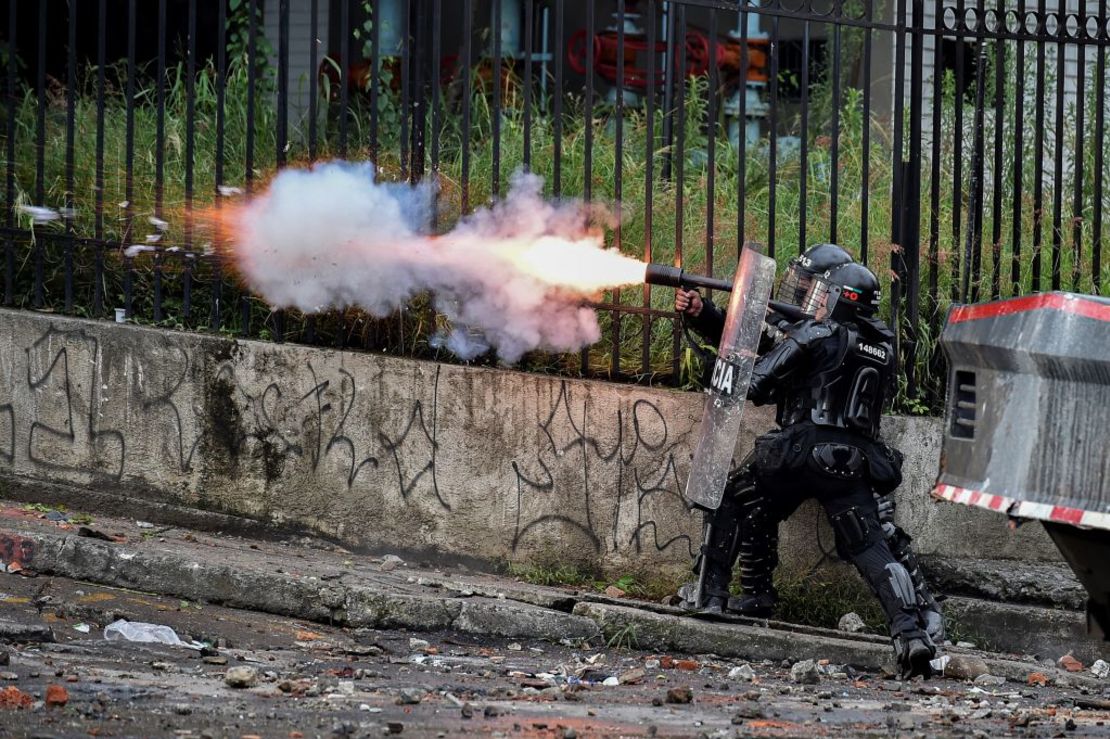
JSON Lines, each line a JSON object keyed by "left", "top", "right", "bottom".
{"left": 1050, "top": 506, "right": 1085, "bottom": 525}
{"left": 949, "top": 293, "right": 1110, "bottom": 324}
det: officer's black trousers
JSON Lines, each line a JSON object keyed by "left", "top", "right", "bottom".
{"left": 706, "top": 455, "right": 921, "bottom": 637}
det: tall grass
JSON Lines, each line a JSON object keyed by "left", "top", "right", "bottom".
{"left": 3, "top": 39, "right": 1107, "bottom": 410}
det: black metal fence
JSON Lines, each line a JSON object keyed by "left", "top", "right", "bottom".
{"left": 0, "top": 0, "right": 1106, "bottom": 408}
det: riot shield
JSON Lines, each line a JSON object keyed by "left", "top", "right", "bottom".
{"left": 683, "top": 246, "right": 777, "bottom": 511}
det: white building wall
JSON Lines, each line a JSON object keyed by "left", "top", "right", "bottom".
{"left": 264, "top": 0, "right": 330, "bottom": 141}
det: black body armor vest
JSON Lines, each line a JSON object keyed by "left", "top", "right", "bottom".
{"left": 777, "top": 318, "right": 895, "bottom": 439}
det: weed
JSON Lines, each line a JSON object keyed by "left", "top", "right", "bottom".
{"left": 69, "top": 513, "right": 95, "bottom": 525}
{"left": 606, "top": 623, "right": 639, "bottom": 651}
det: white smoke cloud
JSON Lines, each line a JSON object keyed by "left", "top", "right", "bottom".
{"left": 228, "top": 161, "right": 639, "bottom": 362}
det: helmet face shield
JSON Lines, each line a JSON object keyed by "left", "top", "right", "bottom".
{"left": 800, "top": 277, "right": 842, "bottom": 320}
{"left": 776, "top": 261, "right": 816, "bottom": 306}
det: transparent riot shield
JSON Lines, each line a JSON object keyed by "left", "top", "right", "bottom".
{"left": 683, "top": 246, "right": 777, "bottom": 511}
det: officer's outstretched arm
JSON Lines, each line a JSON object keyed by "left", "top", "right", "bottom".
{"left": 747, "top": 320, "right": 832, "bottom": 404}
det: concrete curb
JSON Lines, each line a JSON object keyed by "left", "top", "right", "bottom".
{"left": 17, "top": 528, "right": 600, "bottom": 643}
{"left": 7, "top": 524, "right": 1106, "bottom": 691}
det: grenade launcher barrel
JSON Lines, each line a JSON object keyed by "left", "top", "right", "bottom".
{"left": 643, "top": 263, "right": 806, "bottom": 321}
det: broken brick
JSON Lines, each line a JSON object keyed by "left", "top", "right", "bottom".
{"left": 45, "top": 684, "right": 68, "bottom": 707}
{"left": 0, "top": 686, "right": 33, "bottom": 709}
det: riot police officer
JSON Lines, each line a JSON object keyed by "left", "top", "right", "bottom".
{"left": 679, "top": 260, "right": 938, "bottom": 678}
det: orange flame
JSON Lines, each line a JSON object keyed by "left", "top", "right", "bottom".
{"left": 487, "top": 235, "right": 647, "bottom": 293}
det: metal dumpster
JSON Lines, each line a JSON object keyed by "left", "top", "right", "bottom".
{"left": 931, "top": 292, "right": 1110, "bottom": 639}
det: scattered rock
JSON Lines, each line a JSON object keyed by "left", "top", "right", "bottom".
{"left": 943, "top": 655, "right": 989, "bottom": 681}
{"left": 675, "top": 659, "right": 700, "bottom": 671}
{"left": 1027, "top": 672, "right": 1049, "bottom": 687}
{"left": 0, "top": 686, "right": 32, "bottom": 709}
{"left": 0, "top": 672, "right": 17, "bottom": 681}
{"left": 1091, "top": 659, "right": 1109, "bottom": 679}
{"left": 507, "top": 642, "right": 522, "bottom": 651}
{"left": 202, "top": 655, "right": 228, "bottom": 665}
{"left": 732, "top": 703, "right": 764, "bottom": 720}
{"left": 665, "top": 686, "right": 693, "bottom": 704}
{"left": 460, "top": 703, "right": 474, "bottom": 719}
{"left": 0, "top": 620, "right": 55, "bottom": 643}
{"left": 838, "top": 612, "right": 867, "bottom": 633}
{"left": 397, "top": 688, "right": 423, "bottom": 705}
{"left": 483, "top": 705, "right": 501, "bottom": 718}
{"left": 379, "top": 555, "right": 404, "bottom": 572}
{"left": 44, "top": 684, "right": 68, "bottom": 708}
{"left": 224, "top": 666, "right": 259, "bottom": 689}
{"left": 955, "top": 641, "right": 978, "bottom": 649}
{"left": 386, "top": 721, "right": 404, "bottom": 734}
{"left": 1058, "top": 654, "right": 1084, "bottom": 673}
{"left": 729, "top": 664, "right": 756, "bottom": 682}
{"left": 337, "top": 681, "right": 355, "bottom": 696}
{"left": 561, "top": 729, "right": 577, "bottom": 739}
{"left": 790, "top": 660, "right": 820, "bottom": 685}
{"left": 644, "top": 659, "right": 661, "bottom": 670}
{"left": 619, "top": 668, "right": 646, "bottom": 685}
{"left": 603, "top": 585, "right": 626, "bottom": 599}
{"left": 408, "top": 637, "right": 430, "bottom": 651}
{"left": 601, "top": 677, "right": 619, "bottom": 686}
{"left": 974, "top": 674, "right": 1006, "bottom": 687}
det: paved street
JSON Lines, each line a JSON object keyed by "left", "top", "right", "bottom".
{"left": 0, "top": 525, "right": 1108, "bottom": 738}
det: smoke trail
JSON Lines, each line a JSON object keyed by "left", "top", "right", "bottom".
{"left": 223, "top": 162, "right": 645, "bottom": 362}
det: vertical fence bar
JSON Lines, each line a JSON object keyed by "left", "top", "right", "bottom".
{"left": 829, "top": 16, "right": 842, "bottom": 244}
{"left": 889, "top": 0, "right": 906, "bottom": 365}
{"left": 661, "top": 1, "right": 676, "bottom": 181}
{"left": 309, "top": 0, "right": 319, "bottom": 159}
{"left": 339, "top": 0, "right": 350, "bottom": 157}
{"left": 369, "top": 0, "right": 380, "bottom": 163}
{"left": 277, "top": 0, "right": 289, "bottom": 168}
{"left": 799, "top": 21, "right": 810, "bottom": 254}
{"left": 928, "top": 0, "right": 943, "bottom": 309}
{"left": 989, "top": 0, "right": 1003, "bottom": 300}
{"left": 1095, "top": 1, "right": 1106, "bottom": 294}
{"left": 582, "top": 0, "right": 595, "bottom": 376}
{"left": 1011, "top": 0, "right": 1025, "bottom": 295}
{"left": 672, "top": 5, "right": 687, "bottom": 379}
{"left": 431, "top": 0, "right": 442, "bottom": 179}
{"left": 65, "top": 0, "right": 77, "bottom": 313}
{"left": 610, "top": 0, "right": 626, "bottom": 379}
{"left": 153, "top": 0, "right": 167, "bottom": 323}
{"left": 491, "top": 0, "right": 503, "bottom": 196}
{"left": 1070, "top": 4, "right": 1085, "bottom": 292}
{"left": 461, "top": 0, "right": 473, "bottom": 210}
{"left": 400, "top": 0, "right": 411, "bottom": 180}
{"left": 553, "top": 0, "right": 564, "bottom": 195}
{"left": 583, "top": 2, "right": 595, "bottom": 203}
{"left": 904, "top": 0, "right": 925, "bottom": 399}
{"left": 3, "top": 0, "right": 14, "bottom": 306}
{"left": 963, "top": 22, "right": 987, "bottom": 304}
{"left": 411, "top": 0, "right": 426, "bottom": 182}
{"left": 212, "top": 0, "right": 227, "bottom": 332}
{"left": 950, "top": 0, "right": 965, "bottom": 302}
{"left": 641, "top": 0, "right": 656, "bottom": 377}
{"left": 1050, "top": 2, "right": 1065, "bottom": 291}
{"left": 1032, "top": 0, "right": 1046, "bottom": 291}
{"left": 522, "top": 0, "right": 534, "bottom": 170}
{"left": 706, "top": 9, "right": 718, "bottom": 275}
{"left": 94, "top": 0, "right": 106, "bottom": 316}
{"left": 246, "top": 0, "right": 258, "bottom": 191}
{"left": 767, "top": 15, "right": 779, "bottom": 257}
{"left": 737, "top": 4, "right": 748, "bottom": 252}
{"left": 183, "top": 0, "right": 196, "bottom": 321}
{"left": 860, "top": 7, "right": 873, "bottom": 265}
{"left": 33, "top": 0, "right": 46, "bottom": 308}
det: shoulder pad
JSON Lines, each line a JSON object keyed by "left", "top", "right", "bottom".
{"left": 789, "top": 319, "right": 836, "bottom": 345}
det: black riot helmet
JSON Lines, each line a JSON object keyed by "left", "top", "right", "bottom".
{"left": 776, "top": 243, "right": 854, "bottom": 306}
{"left": 802, "top": 262, "right": 882, "bottom": 321}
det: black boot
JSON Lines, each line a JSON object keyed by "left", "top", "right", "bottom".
{"left": 893, "top": 628, "right": 936, "bottom": 679}
{"left": 728, "top": 497, "right": 779, "bottom": 618}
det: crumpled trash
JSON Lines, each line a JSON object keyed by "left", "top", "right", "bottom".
{"left": 1091, "top": 659, "right": 1109, "bottom": 679}
{"left": 103, "top": 619, "right": 203, "bottom": 649}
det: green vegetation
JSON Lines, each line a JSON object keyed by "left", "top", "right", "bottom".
{"left": 3, "top": 32, "right": 1106, "bottom": 410}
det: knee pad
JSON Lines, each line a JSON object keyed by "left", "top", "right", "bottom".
{"left": 829, "top": 506, "right": 879, "bottom": 556}
{"left": 884, "top": 562, "right": 918, "bottom": 610}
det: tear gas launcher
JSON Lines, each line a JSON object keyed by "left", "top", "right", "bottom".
{"left": 644, "top": 263, "right": 808, "bottom": 323}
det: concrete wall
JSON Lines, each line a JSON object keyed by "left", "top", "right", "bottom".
{"left": 0, "top": 309, "right": 1060, "bottom": 580}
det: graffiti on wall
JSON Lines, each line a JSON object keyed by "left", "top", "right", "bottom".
{"left": 510, "top": 382, "right": 697, "bottom": 559}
